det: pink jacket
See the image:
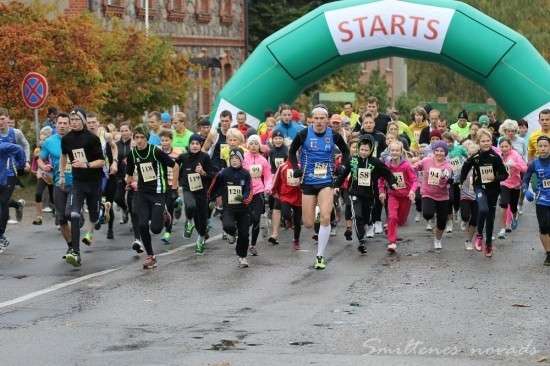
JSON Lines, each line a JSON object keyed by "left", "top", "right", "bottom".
{"left": 501, "top": 148, "right": 527, "bottom": 189}
{"left": 415, "top": 156, "right": 453, "bottom": 201}
{"left": 243, "top": 151, "right": 273, "bottom": 195}
{"left": 378, "top": 158, "right": 418, "bottom": 198}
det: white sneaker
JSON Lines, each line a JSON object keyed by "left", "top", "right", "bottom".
{"left": 518, "top": 205, "right": 523, "bottom": 215}
{"left": 330, "top": 227, "right": 337, "bottom": 237}
{"left": 366, "top": 225, "right": 374, "bottom": 238}
{"left": 497, "top": 228, "right": 506, "bottom": 239}
{"left": 7, "top": 219, "right": 18, "bottom": 224}
{"left": 415, "top": 213, "right": 421, "bottom": 222}
{"left": 42, "top": 207, "right": 53, "bottom": 213}
{"left": 426, "top": 220, "right": 433, "bottom": 231}
{"left": 453, "top": 212, "right": 458, "bottom": 223}
{"left": 433, "top": 238, "right": 442, "bottom": 250}
{"left": 445, "top": 220, "right": 453, "bottom": 233}
{"left": 374, "top": 221, "right": 383, "bottom": 234}
{"left": 238, "top": 257, "right": 249, "bottom": 268}
{"left": 460, "top": 221, "right": 467, "bottom": 231}
{"left": 465, "top": 240, "right": 473, "bottom": 251}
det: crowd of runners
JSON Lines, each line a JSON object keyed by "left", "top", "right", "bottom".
{"left": 1, "top": 98, "right": 550, "bottom": 270}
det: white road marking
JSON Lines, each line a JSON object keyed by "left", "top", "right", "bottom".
{"left": 0, "top": 233, "right": 225, "bottom": 309}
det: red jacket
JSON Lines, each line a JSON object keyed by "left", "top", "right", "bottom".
{"left": 272, "top": 161, "right": 301, "bottom": 207}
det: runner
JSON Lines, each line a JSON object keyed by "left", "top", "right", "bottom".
{"left": 498, "top": 119, "right": 527, "bottom": 159}
{"left": 522, "top": 135, "right": 550, "bottom": 266}
{"left": 419, "top": 109, "right": 441, "bottom": 145}
{"left": 243, "top": 134, "right": 272, "bottom": 256}
{"left": 409, "top": 107, "right": 429, "bottom": 151}
{"left": 497, "top": 137, "right": 527, "bottom": 238}
{"left": 172, "top": 112, "right": 194, "bottom": 153}
{"left": 126, "top": 125, "right": 178, "bottom": 269}
{"left": 32, "top": 126, "right": 54, "bottom": 225}
{"left": 234, "top": 111, "right": 254, "bottom": 137}
{"left": 60, "top": 108, "right": 104, "bottom": 267}
{"left": 340, "top": 102, "right": 360, "bottom": 130}
{"left": 202, "top": 110, "right": 232, "bottom": 170}
{"left": 208, "top": 148, "right": 253, "bottom": 268}
{"left": 460, "top": 142, "right": 480, "bottom": 250}
{"left": 267, "top": 130, "right": 288, "bottom": 245}
{"left": 353, "top": 97, "right": 391, "bottom": 134}
{"left": 460, "top": 128, "right": 508, "bottom": 257}
{"left": 444, "top": 132, "right": 468, "bottom": 232}
{"left": 275, "top": 104, "right": 304, "bottom": 147}
{"left": 288, "top": 105, "right": 350, "bottom": 270}
{"left": 38, "top": 113, "right": 73, "bottom": 258}
{"left": 528, "top": 109, "right": 550, "bottom": 161}
{"left": 450, "top": 110, "right": 471, "bottom": 142}
{"left": 147, "top": 111, "right": 162, "bottom": 146}
{"left": 0, "top": 141, "right": 25, "bottom": 252}
{"left": 159, "top": 129, "right": 180, "bottom": 244}
{"left": 114, "top": 122, "right": 133, "bottom": 225}
{"left": 176, "top": 134, "right": 215, "bottom": 253}
{"left": 414, "top": 140, "right": 453, "bottom": 250}
{"left": 339, "top": 135, "right": 394, "bottom": 254}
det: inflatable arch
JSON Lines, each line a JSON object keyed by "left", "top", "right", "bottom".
{"left": 211, "top": 0, "right": 550, "bottom": 129}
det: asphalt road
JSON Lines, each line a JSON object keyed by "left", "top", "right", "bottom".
{"left": 0, "top": 204, "right": 549, "bottom": 365}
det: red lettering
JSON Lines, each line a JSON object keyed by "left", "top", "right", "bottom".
{"left": 409, "top": 15, "right": 424, "bottom": 37}
{"left": 370, "top": 15, "right": 388, "bottom": 36}
{"left": 391, "top": 14, "right": 406, "bottom": 36}
{"left": 338, "top": 21, "right": 353, "bottom": 42}
{"left": 352, "top": 16, "right": 369, "bottom": 38}
{"left": 424, "top": 19, "right": 439, "bottom": 40}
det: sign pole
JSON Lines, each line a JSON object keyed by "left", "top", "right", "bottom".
{"left": 34, "top": 108, "right": 40, "bottom": 144}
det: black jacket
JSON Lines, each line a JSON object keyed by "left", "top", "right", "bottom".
{"left": 176, "top": 151, "right": 216, "bottom": 193}
{"left": 460, "top": 149, "right": 508, "bottom": 190}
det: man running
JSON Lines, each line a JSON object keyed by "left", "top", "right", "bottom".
{"left": 0, "top": 141, "right": 25, "bottom": 252}
{"left": 289, "top": 105, "right": 350, "bottom": 270}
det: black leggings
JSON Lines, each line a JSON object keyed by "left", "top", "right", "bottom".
{"left": 415, "top": 188, "right": 422, "bottom": 213}
{"left": 475, "top": 187, "right": 499, "bottom": 245}
{"left": 372, "top": 186, "right": 382, "bottom": 223}
{"left": 349, "top": 195, "right": 373, "bottom": 241}
{"left": 422, "top": 197, "right": 449, "bottom": 231}
{"left": 0, "top": 176, "right": 16, "bottom": 237}
{"left": 183, "top": 190, "right": 209, "bottom": 236}
{"left": 499, "top": 186, "right": 520, "bottom": 214}
{"left": 449, "top": 183, "right": 461, "bottom": 215}
{"left": 127, "top": 190, "right": 140, "bottom": 240}
{"left": 281, "top": 202, "right": 302, "bottom": 241}
{"left": 104, "top": 176, "right": 117, "bottom": 231}
{"left": 536, "top": 204, "right": 550, "bottom": 235}
{"left": 136, "top": 192, "right": 166, "bottom": 256}
{"left": 223, "top": 208, "right": 250, "bottom": 258}
{"left": 35, "top": 178, "right": 54, "bottom": 205}
{"left": 70, "top": 181, "right": 101, "bottom": 253}
{"left": 248, "top": 194, "right": 265, "bottom": 246}
{"left": 460, "top": 199, "right": 478, "bottom": 227}
{"left": 164, "top": 189, "right": 177, "bottom": 233}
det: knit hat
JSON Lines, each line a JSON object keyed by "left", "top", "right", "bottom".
{"left": 189, "top": 133, "right": 204, "bottom": 146}
{"left": 161, "top": 112, "right": 171, "bottom": 124}
{"left": 133, "top": 124, "right": 150, "bottom": 140}
{"left": 431, "top": 140, "right": 449, "bottom": 155}
{"left": 247, "top": 134, "right": 261, "bottom": 145}
{"left": 478, "top": 115, "right": 490, "bottom": 126}
{"left": 271, "top": 129, "right": 284, "bottom": 139}
{"left": 229, "top": 147, "right": 244, "bottom": 162}
{"left": 70, "top": 107, "right": 87, "bottom": 124}
{"left": 429, "top": 129, "right": 442, "bottom": 140}
{"left": 457, "top": 109, "right": 468, "bottom": 121}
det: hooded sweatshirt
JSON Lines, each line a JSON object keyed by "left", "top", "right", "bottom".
{"left": 500, "top": 148, "right": 527, "bottom": 189}
{"left": 523, "top": 156, "right": 550, "bottom": 207}
{"left": 379, "top": 158, "right": 418, "bottom": 198}
{"left": 415, "top": 156, "right": 453, "bottom": 201}
{"left": 243, "top": 151, "right": 272, "bottom": 196}
{"left": 271, "top": 161, "right": 301, "bottom": 207}
{"left": 176, "top": 150, "right": 216, "bottom": 193}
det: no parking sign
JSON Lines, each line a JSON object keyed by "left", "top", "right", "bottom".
{"left": 21, "top": 72, "right": 49, "bottom": 142}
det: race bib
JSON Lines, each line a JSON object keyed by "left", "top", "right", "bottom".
{"left": 357, "top": 168, "right": 371, "bottom": 187}
{"left": 72, "top": 148, "right": 87, "bottom": 163}
{"left": 187, "top": 173, "right": 203, "bottom": 191}
{"left": 227, "top": 185, "right": 242, "bottom": 205}
{"left": 542, "top": 179, "right": 550, "bottom": 189}
{"left": 250, "top": 164, "right": 262, "bottom": 179}
{"left": 393, "top": 172, "right": 406, "bottom": 189}
{"left": 428, "top": 168, "right": 442, "bottom": 186}
{"left": 286, "top": 169, "right": 300, "bottom": 187}
{"left": 139, "top": 162, "right": 157, "bottom": 182}
{"left": 450, "top": 158, "right": 461, "bottom": 173}
{"left": 274, "top": 158, "right": 284, "bottom": 169}
{"left": 313, "top": 162, "right": 328, "bottom": 178}
{"left": 480, "top": 165, "right": 494, "bottom": 184}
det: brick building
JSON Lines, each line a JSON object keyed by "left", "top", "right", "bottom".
{"left": 5, "top": 0, "right": 247, "bottom": 120}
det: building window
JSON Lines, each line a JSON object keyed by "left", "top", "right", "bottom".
{"left": 195, "top": 0, "right": 211, "bottom": 23}
{"left": 102, "top": 0, "right": 126, "bottom": 17}
{"left": 166, "top": 0, "right": 185, "bottom": 21}
{"left": 135, "top": 0, "right": 158, "bottom": 20}
{"left": 219, "top": 0, "right": 233, "bottom": 25}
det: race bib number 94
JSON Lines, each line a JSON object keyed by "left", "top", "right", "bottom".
{"left": 428, "top": 168, "right": 442, "bottom": 186}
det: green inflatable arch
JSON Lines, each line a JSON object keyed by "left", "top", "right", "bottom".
{"left": 211, "top": 0, "right": 550, "bottom": 129}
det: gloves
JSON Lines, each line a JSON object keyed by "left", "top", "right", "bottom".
{"left": 525, "top": 190, "right": 534, "bottom": 202}
{"left": 293, "top": 168, "right": 303, "bottom": 178}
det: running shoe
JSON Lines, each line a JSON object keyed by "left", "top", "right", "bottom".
{"left": 465, "top": 240, "right": 473, "bottom": 251}
{"left": 161, "top": 232, "right": 171, "bottom": 244}
{"left": 414, "top": 213, "right": 421, "bottom": 222}
{"left": 249, "top": 245, "right": 258, "bottom": 256}
{"left": 132, "top": 239, "right": 144, "bottom": 254}
{"left": 330, "top": 227, "right": 337, "bottom": 237}
{"left": 433, "top": 238, "right": 442, "bottom": 250}
{"left": 238, "top": 257, "right": 249, "bottom": 268}
{"left": 387, "top": 243, "right": 397, "bottom": 254}
{"left": 312, "top": 234, "right": 318, "bottom": 241}
{"left": 183, "top": 221, "right": 194, "bottom": 238}
{"left": 82, "top": 232, "right": 93, "bottom": 246}
{"left": 195, "top": 237, "right": 205, "bottom": 254}
{"left": 292, "top": 240, "right": 300, "bottom": 251}
{"left": 505, "top": 226, "right": 512, "bottom": 233}
{"left": 497, "top": 228, "right": 506, "bottom": 239}
{"left": 7, "top": 219, "right": 18, "bottom": 224}
{"left": 366, "top": 225, "right": 374, "bottom": 238}
{"left": 62, "top": 248, "right": 71, "bottom": 259}
{"left": 460, "top": 221, "right": 467, "bottom": 231}
{"left": 268, "top": 237, "right": 279, "bottom": 245}
{"left": 174, "top": 197, "right": 183, "bottom": 220}
{"left": 107, "top": 229, "right": 114, "bottom": 240}
{"left": 32, "top": 216, "right": 43, "bottom": 225}
{"left": 445, "top": 220, "right": 453, "bottom": 233}
{"left": 374, "top": 221, "right": 383, "bottom": 234}
{"left": 104, "top": 202, "right": 112, "bottom": 224}
{"left": 16, "top": 199, "right": 25, "bottom": 222}
{"left": 511, "top": 215, "right": 519, "bottom": 230}
{"left": 164, "top": 210, "right": 172, "bottom": 228}
{"left": 65, "top": 249, "right": 81, "bottom": 267}
{"left": 426, "top": 220, "right": 433, "bottom": 231}
{"left": 344, "top": 228, "right": 353, "bottom": 241}
{"left": 143, "top": 255, "right": 157, "bottom": 269}
{"left": 0, "top": 236, "right": 9, "bottom": 253}
{"left": 484, "top": 244, "right": 493, "bottom": 258}
{"left": 544, "top": 253, "right": 550, "bottom": 266}
{"left": 226, "top": 234, "right": 236, "bottom": 245}
{"left": 314, "top": 256, "right": 326, "bottom": 270}
{"left": 42, "top": 206, "right": 53, "bottom": 213}
{"left": 473, "top": 234, "right": 484, "bottom": 252}
{"left": 518, "top": 205, "right": 523, "bottom": 215}
{"left": 358, "top": 244, "right": 367, "bottom": 255}
{"left": 119, "top": 210, "right": 129, "bottom": 225}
